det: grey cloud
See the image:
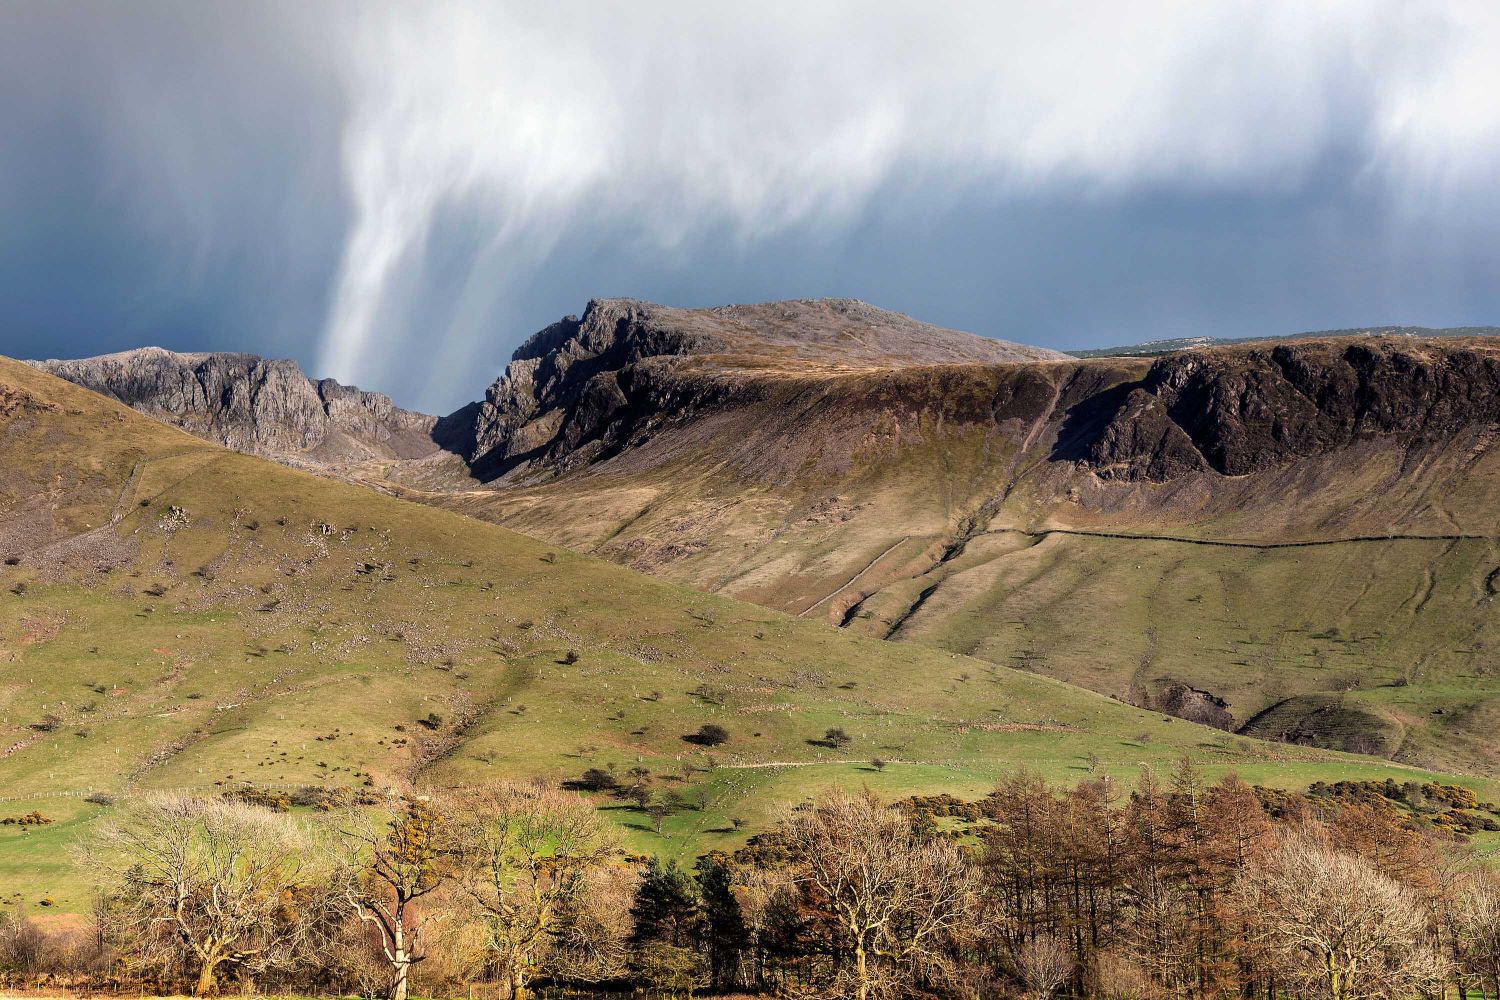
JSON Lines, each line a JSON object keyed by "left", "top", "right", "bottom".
{"left": 4, "top": 2, "right": 1500, "bottom": 413}
{"left": 0, "top": 2, "right": 347, "bottom": 358}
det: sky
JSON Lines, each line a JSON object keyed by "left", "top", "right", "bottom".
{"left": 3, "top": 2, "right": 1500, "bottom": 414}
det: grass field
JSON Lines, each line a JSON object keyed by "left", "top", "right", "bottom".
{"left": 2, "top": 357, "right": 1495, "bottom": 915}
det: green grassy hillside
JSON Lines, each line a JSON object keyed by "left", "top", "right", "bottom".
{"left": 387, "top": 349, "right": 1500, "bottom": 777}
{"left": 1, "top": 357, "right": 1487, "bottom": 913}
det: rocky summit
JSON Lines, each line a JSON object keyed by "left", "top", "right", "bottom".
{"left": 1081, "top": 339, "right": 1500, "bottom": 480}
{"left": 30, "top": 346, "right": 459, "bottom": 466}
{"left": 465, "top": 297, "right": 1067, "bottom": 480}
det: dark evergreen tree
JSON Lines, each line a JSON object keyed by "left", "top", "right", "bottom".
{"left": 696, "top": 853, "right": 748, "bottom": 992}
{"left": 630, "top": 857, "right": 700, "bottom": 949}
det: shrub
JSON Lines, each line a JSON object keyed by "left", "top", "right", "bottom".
{"left": 685, "top": 723, "right": 730, "bottom": 747}
{"left": 226, "top": 787, "right": 292, "bottom": 812}
{"left": 823, "top": 727, "right": 852, "bottom": 748}
{"left": 573, "top": 768, "right": 619, "bottom": 792}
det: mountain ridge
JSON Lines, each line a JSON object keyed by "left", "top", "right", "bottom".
{"left": 28, "top": 302, "right": 1500, "bottom": 775}
{"left": 1070, "top": 324, "right": 1500, "bottom": 358}
{"left": 465, "top": 297, "right": 1067, "bottom": 481}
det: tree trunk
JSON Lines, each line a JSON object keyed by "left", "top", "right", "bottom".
{"left": 510, "top": 961, "right": 527, "bottom": 1000}
{"left": 855, "top": 941, "right": 869, "bottom": 1000}
{"left": 1325, "top": 958, "right": 1344, "bottom": 1000}
{"left": 193, "top": 957, "right": 220, "bottom": 997}
{"left": 388, "top": 914, "right": 413, "bottom": 1000}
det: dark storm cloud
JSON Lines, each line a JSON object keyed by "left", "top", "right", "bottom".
{"left": 4, "top": 2, "right": 1500, "bottom": 413}
{"left": 0, "top": 2, "right": 348, "bottom": 361}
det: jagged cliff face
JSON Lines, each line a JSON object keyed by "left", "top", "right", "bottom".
{"left": 465, "top": 314, "right": 1500, "bottom": 503}
{"left": 1082, "top": 340, "right": 1500, "bottom": 480}
{"left": 31, "top": 348, "right": 446, "bottom": 465}
{"left": 466, "top": 297, "right": 1067, "bottom": 480}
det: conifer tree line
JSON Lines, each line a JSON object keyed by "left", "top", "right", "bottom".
{"left": 3, "top": 763, "right": 1499, "bottom": 999}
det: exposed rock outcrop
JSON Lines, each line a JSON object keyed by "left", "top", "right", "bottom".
{"left": 31, "top": 348, "right": 446, "bottom": 464}
{"left": 1150, "top": 682, "right": 1234, "bottom": 731}
{"left": 1083, "top": 340, "right": 1500, "bottom": 480}
{"left": 34, "top": 300, "right": 1066, "bottom": 483}
{"left": 467, "top": 297, "right": 1066, "bottom": 479}
{"left": 470, "top": 307, "right": 1500, "bottom": 490}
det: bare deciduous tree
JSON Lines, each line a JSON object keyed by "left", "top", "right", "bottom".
{"left": 1237, "top": 827, "right": 1449, "bottom": 1000}
{"left": 1017, "top": 933, "right": 1072, "bottom": 1000}
{"left": 777, "top": 789, "right": 975, "bottom": 1000}
{"left": 86, "top": 794, "right": 314, "bottom": 996}
{"left": 1085, "top": 948, "right": 1155, "bottom": 1000}
{"left": 451, "top": 783, "right": 619, "bottom": 1000}
{"left": 331, "top": 797, "right": 451, "bottom": 1000}
{"left": 1452, "top": 869, "right": 1500, "bottom": 1000}
{"left": 546, "top": 864, "right": 640, "bottom": 986}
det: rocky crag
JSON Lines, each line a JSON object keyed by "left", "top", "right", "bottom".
{"left": 31, "top": 347, "right": 457, "bottom": 465}
{"left": 465, "top": 297, "right": 1066, "bottom": 480}
{"left": 1080, "top": 340, "right": 1500, "bottom": 480}
{"left": 463, "top": 301, "right": 1500, "bottom": 489}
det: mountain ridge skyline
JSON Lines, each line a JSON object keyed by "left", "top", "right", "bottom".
{"left": 27, "top": 294, "right": 1500, "bottom": 415}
